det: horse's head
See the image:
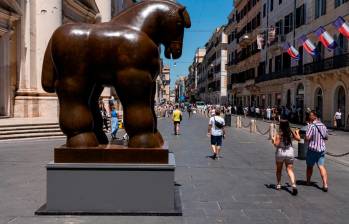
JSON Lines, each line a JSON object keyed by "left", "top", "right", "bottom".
{"left": 161, "top": 5, "right": 191, "bottom": 59}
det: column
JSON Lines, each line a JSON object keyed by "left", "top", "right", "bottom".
{"left": 96, "top": 0, "right": 113, "bottom": 101}
{"left": 14, "top": 0, "right": 62, "bottom": 118}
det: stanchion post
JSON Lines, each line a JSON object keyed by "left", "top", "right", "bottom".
{"left": 250, "top": 120, "right": 256, "bottom": 133}
{"left": 269, "top": 123, "right": 274, "bottom": 140}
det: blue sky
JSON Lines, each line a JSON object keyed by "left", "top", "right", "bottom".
{"left": 162, "top": 0, "right": 233, "bottom": 89}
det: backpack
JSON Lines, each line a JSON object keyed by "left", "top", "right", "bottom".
{"left": 214, "top": 117, "right": 224, "bottom": 129}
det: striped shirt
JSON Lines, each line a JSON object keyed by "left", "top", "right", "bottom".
{"left": 306, "top": 120, "right": 328, "bottom": 152}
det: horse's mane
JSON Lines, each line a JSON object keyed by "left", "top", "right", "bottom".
{"left": 112, "top": 0, "right": 183, "bottom": 20}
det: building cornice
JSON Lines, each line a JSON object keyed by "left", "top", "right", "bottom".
{"left": 0, "top": 4, "right": 21, "bottom": 36}
{"left": 63, "top": 0, "right": 100, "bottom": 23}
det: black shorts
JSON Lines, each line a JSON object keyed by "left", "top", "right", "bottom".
{"left": 174, "top": 121, "right": 180, "bottom": 125}
{"left": 211, "top": 135, "right": 223, "bottom": 146}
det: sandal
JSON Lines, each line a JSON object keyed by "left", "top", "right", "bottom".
{"left": 276, "top": 184, "right": 281, "bottom": 190}
{"left": 291, "top": 185, "right": 298, "bottom": 196}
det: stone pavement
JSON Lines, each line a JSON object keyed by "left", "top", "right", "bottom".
{"left": 1, "top": 114, "right": 349, "bottom": 224}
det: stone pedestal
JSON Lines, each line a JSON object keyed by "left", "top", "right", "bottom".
{"left": 36, "top": 153, "right": 181, "bottom": 215}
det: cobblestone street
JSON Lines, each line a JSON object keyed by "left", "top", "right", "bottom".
{"left": 1, "top": 113, "right": 349, "bottom": 224}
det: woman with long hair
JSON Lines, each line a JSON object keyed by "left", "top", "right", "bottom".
{"left": 272, "top": 119, "right": 301, "bottom": 195}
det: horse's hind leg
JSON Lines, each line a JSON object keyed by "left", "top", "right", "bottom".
{"left": 115, "top": 68, "right": 163, "bottom": 148}
{"left": 57, "top": 80, "right": 99, "bottom": 147}
{"left": 89, "top": 85, "right": 109, "bottom": 144}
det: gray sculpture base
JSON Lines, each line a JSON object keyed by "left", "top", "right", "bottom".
{"left": 35, "top": 153, "right": 182, "bottom": 216}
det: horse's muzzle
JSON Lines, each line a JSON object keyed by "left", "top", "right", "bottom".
{"left": 165, "top": 42, "right": 182, "bottom": 59}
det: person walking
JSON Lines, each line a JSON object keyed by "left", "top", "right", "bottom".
{"left": 187, "top": 104, "right": 192, "bottom": 118}
{"left": 334, "top": 108, "right": 342, "bottom": 129}
{"left": 306, "top": 110, "right": 329, "bottom": 192}
{"left": 207, "top": 109, "right": 225, "bottom": 160}
{"left": 110, "top": 106, "right": 118, "bottom": 140}
{"left": 266, "top": 106, "right": 271, "bottom": 120}
{"left": 272, "top": 120, "right": 300, "bottom": 195}
{"left": 99, "top": 102, "right": 109, "bottom": 132}
{"left": 172, "top": 105, "right": 182, "bottom": 135}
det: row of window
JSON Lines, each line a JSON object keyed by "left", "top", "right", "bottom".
{"left": 236, "top": 13, "right": 261, "bottom": 41}
{"left": 267, "top": 35, "right": 348, "bottom": 74}
{"left": 236, "top": 0, "right": 260, "bottom": 23}
{"left": 315, "top": 0, "right": 349, "bottom": 18}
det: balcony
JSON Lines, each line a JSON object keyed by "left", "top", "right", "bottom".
{"left": 238, "top": 30, "right": 257, "bottom": 48}
{"left": 268, "top": 35, "right": 286, "bottom": 52}
{"left": 256, "top": 53, "right": 349, "bottom": 83}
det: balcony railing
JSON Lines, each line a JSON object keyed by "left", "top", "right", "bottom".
{"left": 255, "top": 53, "right": 349, "bottom": 83}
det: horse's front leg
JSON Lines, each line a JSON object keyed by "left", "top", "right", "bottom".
{"left": 115, "top": 68, "right": 163, "bottom": 148}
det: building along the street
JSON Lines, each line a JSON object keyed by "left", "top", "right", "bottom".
{"left": 201, "top": 26, "right": 228, "bottom": 105}
{"left": 225, "top": 8, "right": 238, "bottom": 105}
{"left": 155, "top": 64, "right": 171, "bottom": 105}
{"left": 175, "top": 76, "right": 186, "bottom": 103}
{"left": 254, "top": 0, "right": 349, "bottom": 128}
{"left": 187, "top": 48, "right": 206, "bottom": 102}
{"left": 230, "top": 0, "right": 262, "bottom": 108}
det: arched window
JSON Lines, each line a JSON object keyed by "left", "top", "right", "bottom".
{"left": 296, "top": 84, "right": 305, "bottom": 123}
{"left": 287, "top": 89, "right": 291, "bottom": 107}
{"left": 314, "top": 88, "right": 323, "bottom": 119}
{"left": 334, "top": 86, "right": 346, "bottom": 127}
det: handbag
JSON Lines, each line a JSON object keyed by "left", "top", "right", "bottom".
{"left": 313, "top": 124, "right": 328, "bottom": 140}
{"left": 214, "top": 117, "right": 224, "bottom": 129}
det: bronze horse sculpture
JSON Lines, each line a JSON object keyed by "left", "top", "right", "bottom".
{"left": 42, "top": 0, "right": 191, "bottom": 148}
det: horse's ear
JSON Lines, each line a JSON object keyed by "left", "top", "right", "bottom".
{"left": 179, "top": 7, "right": 191, "bottom": 28}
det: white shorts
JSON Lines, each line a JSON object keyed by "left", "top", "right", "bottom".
{"left": 275, "top": 147, "right": 295, "bottom": 164}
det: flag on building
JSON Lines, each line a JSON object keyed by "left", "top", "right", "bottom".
{"left": 268, "top": 26, "right": 276, "bottom": 44}
{"left": 257, "top": 33, "right": 265, "bottom": 49}
{"left": 283, "top": 42, "right": 300, "bottom": 60}
{"left": 314, "top": 26, "right": 337, "bottom": 50}
{"left": 298, "top": 35, "right": 318, "bottom": 57}
{"left": 332, "top": 16, "right": 349, "bottom": 39}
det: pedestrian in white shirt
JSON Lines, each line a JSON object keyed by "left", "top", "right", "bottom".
{"left": 334, "top": 108, "right": 342, "bottom": 129}
{"left": 207, "top": 109, "right": 225, "bottom": 160}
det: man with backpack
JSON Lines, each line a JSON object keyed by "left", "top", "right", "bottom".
{"left": 207, "top": 108, "right": 225, "bottom": 160}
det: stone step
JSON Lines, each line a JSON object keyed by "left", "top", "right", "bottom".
{"left": 0, "top": 132, "right": 64, "bottom": 140}
{"left": 0, "top": 122, "right": 58, "bottom": 128}
{"left": 0, "top": 128, "right": 62, "bottom": 135}
{"left": 0, "top": 124, "right": 60, "bottom": 132}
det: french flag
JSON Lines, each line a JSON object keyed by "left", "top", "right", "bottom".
{"left": 333, "top": 16, "right": 349, "bottom": 39}
{"left": 314, "top": 26, "right": 337, "bottom": 50}
{"left": 284, "top": 42, "right": 299, "bottom": 60}
{"left": 298, "top": 35, "right": 318, "bottom": 57}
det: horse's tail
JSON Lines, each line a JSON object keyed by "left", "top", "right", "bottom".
{"left": 41, "top": 37, "right": 57, "bottom": 93}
